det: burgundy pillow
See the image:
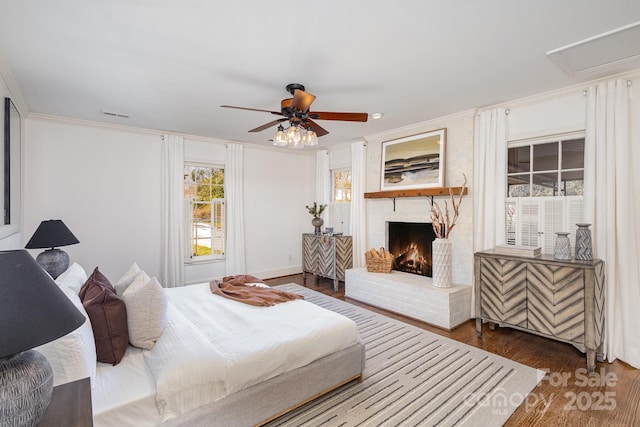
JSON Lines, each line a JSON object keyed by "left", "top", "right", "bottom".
{"left": 79, "top": 267, "right": 129, "bottom": 365}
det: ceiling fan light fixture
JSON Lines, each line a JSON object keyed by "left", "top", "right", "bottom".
{"left": 273, "top": 125, "right": 287, "bottom": 146}
{"left": 290, "top": 137, "right": 305, "bottom": 149}
{"left": 223, "top": 83, "right": 368, "bottom": 148}
{"left": 302, "top": 128, "right": 318, "bottom": 146}
{"left": 286, "top": 125, "right": 301, "bottom": 145}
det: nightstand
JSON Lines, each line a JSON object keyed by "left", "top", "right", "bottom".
{"left": 302, "top": 233, "right": 353, "bottom": 291}
{"left": 39, "top": 377, "right": 93, "bottom": 426}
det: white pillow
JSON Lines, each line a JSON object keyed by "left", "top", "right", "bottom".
{"left": 55, "top": 262, "right": 88, "bottom": 294}
{"left": 122, "top": 273, "right": 167, "bottom": 350}
{"left": 115, "top": 262, "right": 143, "bottom": 295}
{"left": 35, "top": 284, "right": 97, "bottom": 389}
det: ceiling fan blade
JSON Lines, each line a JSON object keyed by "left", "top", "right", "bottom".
{"left": 308, "top": 111, "right": 369, "bottom": 122}
{"left": 221, "top": 105, "right": 283, "bottom": 116}
{"left": 304, "top": 119, "right": 330, "bottom": 137}
{"left": 248, "top": 118, "right": 287, "bottom": 133}
{"left": 291, "top": 89, "right": 316, "bottom": 113}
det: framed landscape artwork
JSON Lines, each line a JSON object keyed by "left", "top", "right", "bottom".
{"left": 380, "top": 128, "right": 446, "bottom": 191}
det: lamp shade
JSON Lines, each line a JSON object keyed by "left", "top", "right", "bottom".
{"left": 25, "top": 220, "right": 79, "bottom": 250}
{"left": 0, "top": 250, "right": 85, "bottom": 358}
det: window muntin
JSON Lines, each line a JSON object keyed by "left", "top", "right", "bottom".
{"left": 184, "top": 164, "right": 225, "bottom": 260}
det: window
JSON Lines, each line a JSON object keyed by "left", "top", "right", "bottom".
{"left": 505, "top": 134, "right": 584, "bottom": 253}
{"left": 330, "top": 169, "right": 351, "bottom": 234}
{"left": 183, "top": 164, "right": 225, "bottom": 260}
{"left": 332, "top": 169, "right": 351, "bottom": 203}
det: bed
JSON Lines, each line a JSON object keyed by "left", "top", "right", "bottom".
{"left": 36, "top": 264, "right": 365, "bottom": 426}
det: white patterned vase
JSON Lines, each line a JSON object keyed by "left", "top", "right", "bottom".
{"left": 554, "top": 232, "right": 571, "bottom": 260}
{"left": 575, "top": 223, "right": 593, "bottom": 261}
{"left": 432, "top": 238, "right": 452, "bottom": 288}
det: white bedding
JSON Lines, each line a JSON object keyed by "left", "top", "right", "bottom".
{"left": 93, "top": 347, "right": 161, "bottom": 426}
{"left": 93, "top": 282, "right": 359, "bottom": 425}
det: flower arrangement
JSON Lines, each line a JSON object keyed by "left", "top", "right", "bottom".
{"left": 305, "top": 202, "right": 327, "bottom": 218}
{"left": 430, "top": 174, "right": 467, "bottom": 239}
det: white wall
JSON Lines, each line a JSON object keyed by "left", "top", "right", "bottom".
{"left": 24, "top": 117, "right": 163, "bottom": 280}
{"left": 244, "top": 148, "right": 314, "bottom": 278}
{"left": 24, "top": 116, "right": 315, "bottom": 284}
{"left": 508, "top": 90, "right": 586, "bottom": 141}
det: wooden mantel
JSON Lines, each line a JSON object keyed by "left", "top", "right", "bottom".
{"left": 364, "top": 187, "right": 468, "bottom": 199}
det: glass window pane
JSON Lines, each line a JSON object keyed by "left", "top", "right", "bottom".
{"left": 562, "top": 138, "right": 585, "bottom": 169}
{"left": 533, "top": 142, "right": 558, "bottom": 172}
{"left": 508, "top": 146, "right": 530, "bottom": 173}
{"left": 561, "top": 170, "right": 584, "bottom": 196}
{"left": 212, "top": 185, "right": 224, "bottom": 199}
{"left": 194, "top": 167, "right": 209, "bottom": 184}
{"left": 193, "top": 202, "right": 210, "bottom": 221}
{"left": 508, "top": 175, "right": 530, "bottom": 197}
{"left": 532, "top": 172, "right": 558, "bottom": 196}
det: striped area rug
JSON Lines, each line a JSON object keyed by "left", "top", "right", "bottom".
{"left": 267, "top": 284, "right": 543, "bottom": 427}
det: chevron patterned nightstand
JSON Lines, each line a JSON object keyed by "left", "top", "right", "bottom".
{"left": 302, "top": 234, "right": 353, "bottom": 292}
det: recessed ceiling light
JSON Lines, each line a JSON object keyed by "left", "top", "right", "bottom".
{"left": 371, "top": 112, "right": 384, "bottom": 120}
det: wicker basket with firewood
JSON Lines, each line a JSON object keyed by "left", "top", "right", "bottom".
{"left": 365, "top": 247, "right": 394, "bottom": 273}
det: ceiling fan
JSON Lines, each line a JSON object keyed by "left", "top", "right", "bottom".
{"left": 221, "top": 83, "right": 368, "bottom": 147}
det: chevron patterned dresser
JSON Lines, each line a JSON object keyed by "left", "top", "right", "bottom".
{"left": 302, "top": 233, "right": 353, "bottom": 292}
{"left": 474, "top": 249, "right": 605, "bottom": 373}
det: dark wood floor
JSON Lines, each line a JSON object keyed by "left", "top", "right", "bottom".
{"left": 264, "top": 274, "right": 640, "bottom": 427}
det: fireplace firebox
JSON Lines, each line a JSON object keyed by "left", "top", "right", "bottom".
{"left": 386, "top": 221, "right": 438, "bottom": 277}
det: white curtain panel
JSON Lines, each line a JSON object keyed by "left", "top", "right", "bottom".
{"left": 473, "top": 108, "right": 508, "bottom": 252}
{"left": 472, "top": 108, "right": 508, "bottom": 316}
{"left": 585, "top": 79, "right": 640, "bottom": 368}
{"left": 225, "top": 143, "right": 246, "bottom": 275}
{"left": 161, "top": 134, "right": 185, "bottom": 288}
{"left": 316, "top": 150, "right": 331, "bottom": 227}
{"left": 350, "top": 141, "right": 367, "bottom": 268}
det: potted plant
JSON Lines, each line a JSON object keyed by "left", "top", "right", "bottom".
{"left": 305, "top": 202, "right": 327, "bottom": 235}
{"left": 429, "top": 174, "right": 467, "bottom": 287}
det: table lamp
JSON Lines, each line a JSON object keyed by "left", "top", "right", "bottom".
{"left": 0, "top": 249, "right": 86, "bottom": 426}
{"left": 25, "top": 219, "right": 80, "bottom": 279}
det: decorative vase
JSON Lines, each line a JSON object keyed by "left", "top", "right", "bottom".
{"left": 575, "top": 223, "right": 593, "bottom": 261}
{"left": 554, "top": 232, "right": 571, "bottom": 260}
{"left": 432, "top": 238, "right": 452, "bottom": 288}
{"left": 311, "top": 217, "right": 324, "bottom": 235}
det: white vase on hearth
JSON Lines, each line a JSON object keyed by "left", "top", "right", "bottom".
{"left": 432, "top": 238, "right": 452, "bottom": 288}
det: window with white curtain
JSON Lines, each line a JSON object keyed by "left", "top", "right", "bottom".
{"left": 505, "top": 133, "right": 584, "bottom": 253}
{"left": 329, "top": 168, "right": 351, "bottom": 234}
{"left": 183, "top": 163, "right": 225, "bottom": 260}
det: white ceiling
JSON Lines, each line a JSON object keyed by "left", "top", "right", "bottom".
{"left": 1, "top": 1, "right": 640, "bottom": 148}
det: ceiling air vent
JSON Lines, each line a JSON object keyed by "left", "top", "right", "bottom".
{"left": 102, "top": 111, "right": 130, "bottom": 119}
{"left": 546, "top": 21, "right": 640, "bottom": 77}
